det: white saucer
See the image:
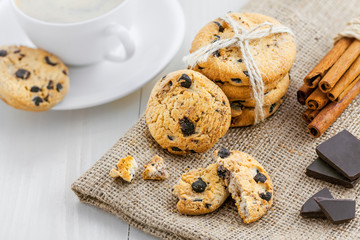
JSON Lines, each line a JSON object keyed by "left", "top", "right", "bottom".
{"left": 0, "top": 0, "right": 185, "bottom": 110}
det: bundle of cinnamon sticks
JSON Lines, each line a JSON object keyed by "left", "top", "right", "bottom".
{"left": 297, "top": 37, "right": 360, "bottom": 138}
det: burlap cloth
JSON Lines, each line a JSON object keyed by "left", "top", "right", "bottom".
{"left": 71, "top": 0, "right": 360, "bottom": 239}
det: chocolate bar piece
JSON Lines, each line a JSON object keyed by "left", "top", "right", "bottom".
{"left": 316, "top": 130, "right": 360, "bottom": 180}
{"left": 306, "top": 158, "right": 357, "bottom": 188}
{"left": 314, "top": 197, "right": 356, "bottom": 224}
{"left": 300, "top": 188, "right": 334, "bottom": 218}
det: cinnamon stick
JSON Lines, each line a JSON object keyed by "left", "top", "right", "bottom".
{"left": 305, "top": 88, "right": 329, "bottom": 110}
{"left": 308, "top": 78, "right": 360, "bottom": 138}
{"left": 303, "top": 109, "right": 313, "bottom": 123}
{"left": 319, "top": 39, "right": 360, "bottom": 92}
{"left": 328, "top": 56, "right": 360, "bottom": 101}
{"left": 304, "top": 38, "right": 353, "bottom": 87}
{"left": 297, "top": 84, "right": 315, "bottom": 105}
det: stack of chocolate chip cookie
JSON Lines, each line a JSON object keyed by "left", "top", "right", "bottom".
{"left": 188, "top": 13, "right": 296, "bottom": 126}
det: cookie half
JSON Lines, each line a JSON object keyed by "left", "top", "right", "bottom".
{"left": 0, "top": 46, "right": 69, "bottom": 111}
{"left": 190, "top": 12, "right": 296, "bottom": 87}
{"left": 172, "top": 163, "right": 229, "bottom": 215}
{"left": 146, "top": 70, "right": 231, "bottom": 155}
{"left": 215, "top": 149, "right": 273, "bottom": 223}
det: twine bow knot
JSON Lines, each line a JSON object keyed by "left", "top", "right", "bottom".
{"left": 183, "top": 13, "right": 294, "bottom": 123}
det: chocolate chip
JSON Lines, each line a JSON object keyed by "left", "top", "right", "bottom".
{"left": 218, "top": 148, "right": 230, "bottom": 158}
{"left": 32, "top": 96, "right": 43, "bottom": 106}
{"left": 260, "top": 192, "right": 272, "bottom": 201}
{"left": 254, "top": 172, "right": 267, "bottom": 183}
{"left": 44, "top": 56, "right": 58, "bottom": 66}
{"left": 47, "top": 80, "right": 54, "bottom": 90}
{"left": 212, "top": 35, "right": 220, "bottom": 43}
{"left": 237, "top": 59, "right": 243, "bottom": 62}
{"left": 243, "top": 71, "right": 249, "bottom": 77}
{"left": 179, "top": 117, "right": 195, "bottom": 136}
{"left": 193, "top": 199, "right": 203, "bottom": 202}
{"left": 0, "top": 50, "right": 7, "bottom": 57}
{"left": 269, "top": 103, "right": 277, "bottom": 113}
{"left": 178, "top": 74, "right": 192, "bottom": 88}
{"left": 62, "top": 70, "right": 68, "bottom": 75}
{"left": 168, "top": 81, "right": 173, "bottom": 87}
{"left": 231, "top": 78, "right": 242, "bottom": 84}
{"left": 222, "top": 101, "right": 226, "bottom": 105}
{"left": 192, "top": 139, "right": 199, "bottom": 143}
{"left": 44, "top": 95, "right": 49, "bottom": 102}
{"left": 15, "top": 69, "right": 30, "bottom": 79}
{"left": 13, "top": 50, "right": 20, "bottom": 54}
{"left": 167, "top": 135, "right": 174, "bottom": 140}
{"left": 30, "top": 86, "right": 41, "bottom": 92}
{"left": 191, "top": 178, "right": 207, "bottom": 193}
{"left": 217, "top": 167, "right": 227, "bottom": 179}
{"left": 56, "top": 83, "right": 63, "bottom": 92}
{"left": 205, "top": 203, "right": 212, "bottom": 209}
{"left": 190, "top": 150, "right": 197, "bottom": 154}
{"left": 171, "top": 147, "right": 182, "bottom": 152}
{"left": 213, "top": 50, "right": 220, "bottom": 57}
{"left": 213, "top": 21, "right": 224, "bottom": 32}
{"left": 197, "top": 65, "right": 204, "bottom": 70}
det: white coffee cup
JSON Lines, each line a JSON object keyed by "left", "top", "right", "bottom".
{"left": 10, "top": 0, "right": 136, "bottom": 66}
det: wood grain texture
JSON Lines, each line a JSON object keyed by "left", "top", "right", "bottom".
{"left": 0, "top": 0, "right": 248, "bottom": 239}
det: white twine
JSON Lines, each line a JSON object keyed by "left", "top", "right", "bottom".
{"left": 335, "top": 15, "right": 360, "bottom": 42}
{"left": 183, "top": 13, "right": 294, "bottom": 123}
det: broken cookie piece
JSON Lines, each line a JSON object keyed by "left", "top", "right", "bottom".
{"left": 110, "top": 156, "right": 138, "bottom": 182}
{"left": 215, "top": 149, "right": 273, "bottom": 224}
{"left": 142, "top": 155, "right": 169, "bottom": 180}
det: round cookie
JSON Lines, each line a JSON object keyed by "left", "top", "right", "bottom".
{"left": 215, "top": 148, "right": 273, "bottom": 224}
{"left": 172, "top": 163, "right": 230, "bottom": 215}
{"left": 0, "top": 46, "right": 69, "bottom": 111}
{"left": 146, "top": 70, "right": 231, "bottom": 155}
{"left": 216, "top": 75, "right": 282, "bottom": 100}
{"left": 231, "top": 99, "right": 283, "bottom": 126}
{"left": 230, "top": 73, "right": 289, "bottom": 107}
{"left": 190, "top": 12, "right": 296, "bottom": 87}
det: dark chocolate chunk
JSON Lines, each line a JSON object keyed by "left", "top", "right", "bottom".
{"left": 243, "top": 71, "right": 249, "bottom": 77}
{"left": 217, "top": 166, "right": 227, "bottom": 179}
{"left": 178, "top": 74, "right": 192, "bottom": 88}
{"left": 306, "top": 158, "right": 357, "bottom": 188}
{"left": 237, "top": 59, "right": 242, "bottom": 62}
{"left": 269, "top": 103, "right": 277, "bottom": 113}
{"left": 0, "top": 50, "right": 7, "bottom": 57}
{"left": 218, "top": 148, "right": 230, "bottom": 158}
{"left": 197, "top": 65, "right": 204, "bottom": 70}
{"left": 15, "top": 69, "right": 30, "bottom": 79}
{"left": 300, "top": 188, "right": 334, "bottom": 218}
{"left": 254, "top": 172, "right": 267, "bottom": 183}
{"left": 259, "top": 192, "right": 272, "bottom": 201}
{"left": 213, "top": 21, "right": 224, "bottom": 32}
{"left": 192, "top": 178, "right": 207, "bottom": 193}
{"left": 47, "top": 80, "right": 54, "bottom": 90}
{"left": 44, "top": 95, "right": 49, "bottom": 102}
{"left": 167, "top": 135, "right": 174, "bottom": 141}
{"left": 193, "top": 199, "right": 203, "bottom": 202}
{"left": 179, "top": 117, "right": 195, "bottom": 136}
{"left": 171, "top": 147, "right": 182, "bottom": 152}
{"left": 32, "top": 96, "right": 43, "bottom": 106}
{"left": 205, "top": 203, "right": 212, "bottom": 209}
{"left": 314, "top": 197, "right": 356, "bottom": 224}
{"left": 56, "top": 83, "right": 63, "bottom": 92}
{"left": 316, "top": 130, "right": 360, "bottom": 180}
{"left": 231, "top": 78, "right": 242, "bottom": 84}
{"left": 212, "top": 35, "right": 220, "bottom": 43}
{"left": 213, "top": 50, "right": 220, "bottom": 57}
{"left": 30, "top": 86, "right": 41, "bottom": 93}
{"left": 62, "top": 70, "right": 68, "bottom": 75}
{"left": 44, "top": 56, "right": 58, "bottom": 66}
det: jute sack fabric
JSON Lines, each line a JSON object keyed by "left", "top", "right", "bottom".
{"left": 71, "top": 0, "right": 360, "bottom": 239}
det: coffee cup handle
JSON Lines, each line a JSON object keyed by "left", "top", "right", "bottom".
{"left": 104, "top": 23, "right": 135, "bottom": 62}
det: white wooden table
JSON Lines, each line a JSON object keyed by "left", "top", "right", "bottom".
{"left": 0, "top": 0, "right": 247, "bottom": 239}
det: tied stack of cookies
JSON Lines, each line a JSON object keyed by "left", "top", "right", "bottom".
{"left": 185, "top": 13, "right": 296, "bottom": 127}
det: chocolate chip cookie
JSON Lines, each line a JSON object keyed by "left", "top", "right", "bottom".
{"left": 146, "top": 70, "right": 231, "bottom": 155}
{"left": 189, "top": 12, "right": 296, "bottom": 87}
{"left": 215, "top": 149, "right": 273, "bottom": 223}
{"left": 0, "top": 46, "right": 69, "bottom": 111}
{"left": 172, "top": 163, "right": 229, "bottom": 215}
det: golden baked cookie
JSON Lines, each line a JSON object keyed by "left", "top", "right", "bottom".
{"left": 190, "top": 12, "right": 296, "bottom": 87}
{"left": 142, "top": 155, "right": 169, "bottom": 180}
{"left": 172, "top": 163, "right": 229, "bottom": 215}
{"left": 146, "top": 70, "right": 231, "bottom": 155}
{"left": 215, "top": 149, "right": 273, "bottom": 224}
{"left": 231, "top": 99, "right": 283, "bottom": 127}
{"left": 0, "top": 45, "right": 69, "bottom": 111}
{"left": 110, "top": 156, "right": 138, "bottom": 182}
